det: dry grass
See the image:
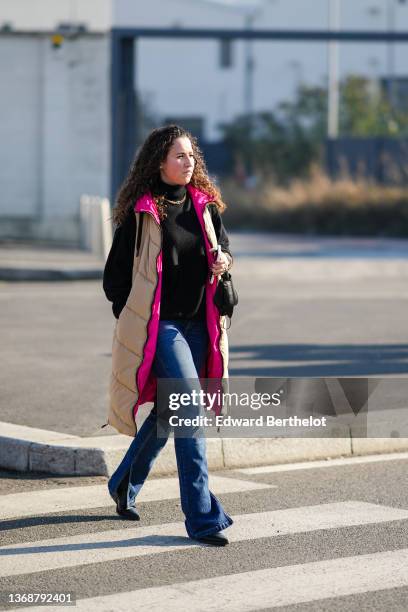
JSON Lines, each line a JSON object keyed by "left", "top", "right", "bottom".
{"left": 220, "top": 164, "right": 408, "bottom": 236}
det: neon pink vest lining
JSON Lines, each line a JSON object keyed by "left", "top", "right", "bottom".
{"left": 132, "top": 185, "right": 223, "bottom": 418}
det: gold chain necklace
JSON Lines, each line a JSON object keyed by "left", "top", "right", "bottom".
{"left": 164, "top": 192, "right": 187, "bottom": 206}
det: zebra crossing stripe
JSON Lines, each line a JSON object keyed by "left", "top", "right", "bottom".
{"left": 237, "top": 452, "right": 408, "bottom": 474}
{"left": 0, "top": 475, "right": 274, "bottom": 521}
{"left": 23, "top": 548, "right": 408, "bottom": 612}
{"left": 1, "top": 502, "right": 407, "bottom": 578}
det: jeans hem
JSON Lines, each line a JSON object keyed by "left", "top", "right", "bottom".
{"left": 187, "top": 516, "right": 233, "bottom": 539}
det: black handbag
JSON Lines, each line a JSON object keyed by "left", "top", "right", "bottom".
{"left": 214, "top": 271, "right": 238, "bottom": 321}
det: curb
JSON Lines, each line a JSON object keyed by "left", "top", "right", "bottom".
{"left": 1, "top": 421, "right": 408, "bottom": 477}
{"left": 0, "top": 268, "right": 103, "bottom": 282}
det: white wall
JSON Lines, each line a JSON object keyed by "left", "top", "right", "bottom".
{"left": 112, "top": 0, "right": 408, "bottom": 141}
{"left": 0, "top": 36, "right": 43, "bottom": 215}
{"left": 0, "top": 0, "right": 111, "bottom": 31}
{"left": 244, "top": 0, "right": 408, "bottom": 98}
{"left": 113, "top": 0, "right": 243, "bottom": 27}
{"left": 0, "top": 34, "right": 110, "bottom": 223}
{"left": 1, "top": 0, "right": 408, "bottom": 233}
{"left": 3, "top": 1, "right": 408, "bottom": 145}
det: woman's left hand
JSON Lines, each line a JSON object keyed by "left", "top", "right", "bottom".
{"left": 211, "top": 251, "right": 230, "bottom": 276}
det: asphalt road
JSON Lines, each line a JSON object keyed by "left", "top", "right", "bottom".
{"left": 1, "top": 232, "right": 408, "bottom": 437}
{"left": 0, "top": 453, "right": 408, "bottom": 610}
{"left": 2, "top": 233, "right": 408, "bottom": 611}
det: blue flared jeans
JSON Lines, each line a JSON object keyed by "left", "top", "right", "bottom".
{"left": 108, "top": 318, "right": 233, "bottom": 539}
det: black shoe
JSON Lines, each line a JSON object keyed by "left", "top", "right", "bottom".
{"left": 194, "top": 531, "right": 229, "bottom": 546}
{"left": 114, "top": 493, "right": 140, "bottom": 521}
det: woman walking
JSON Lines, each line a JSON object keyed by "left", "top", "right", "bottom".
{"left": 103, "top": 124, "right": 234, "bottom": 546}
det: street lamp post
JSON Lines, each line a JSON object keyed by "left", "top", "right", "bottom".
{"left": 240, "top": 0, "right": 277, "bottom": 181}
{"left": 244, "top": 10, "right": 256, "bottom": 125}
{"left": 209, "top": 0, "right": 276, "bottom": 120}
{"left": 328, "top": 0, "right": 341, "bottom": 138}
{"left": 387, "top": 0, "right": 396, "bottom": 107}
{"left": 386, "top": 0, "right": 407, "bottom": 110}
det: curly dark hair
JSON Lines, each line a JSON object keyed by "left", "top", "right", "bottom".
{"left": 111, "top": 124, "right": 227, "bottom": 226}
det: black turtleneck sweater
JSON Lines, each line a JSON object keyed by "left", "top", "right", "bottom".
{"left": 155, "top": 178, "right": 207, "bottom": 320}
{"left": 103, "top": 179, "right": 232, "bottom": 321}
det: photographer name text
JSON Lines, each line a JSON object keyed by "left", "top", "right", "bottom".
{"left": 169, "top": 415, "right": 327, "bottom": 428}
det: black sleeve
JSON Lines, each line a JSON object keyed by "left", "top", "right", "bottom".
{"left": 209, "top": 204, "right": 233, "bottom": 262}
{"left": 103, "top": 208, "right": 136, "bottom": 319}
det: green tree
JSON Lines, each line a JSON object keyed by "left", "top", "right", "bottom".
{"left": 219, "top": 83, "right": 327, "bottom": 183}
{"left": 219, "top": 75, "right": 408, "bottom": 183}
{"left": 340, "top": 75, "right": 408, "bottom": 137}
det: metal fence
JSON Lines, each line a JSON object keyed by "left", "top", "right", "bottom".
{"left": 325, "top": 137, "right": 408, "bottom": 184}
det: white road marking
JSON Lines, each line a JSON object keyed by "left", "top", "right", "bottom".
{"left": 237, "top": 451, "right": 408, "bottom": 474}
{"left": 1, "top": 502, "right": 407, "bottom": 578}
{"left": 0, "top": 476, "right": 274, "bottom": 521}
{"left": 26, "top": 548, "right": 408, "bottom": 611}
